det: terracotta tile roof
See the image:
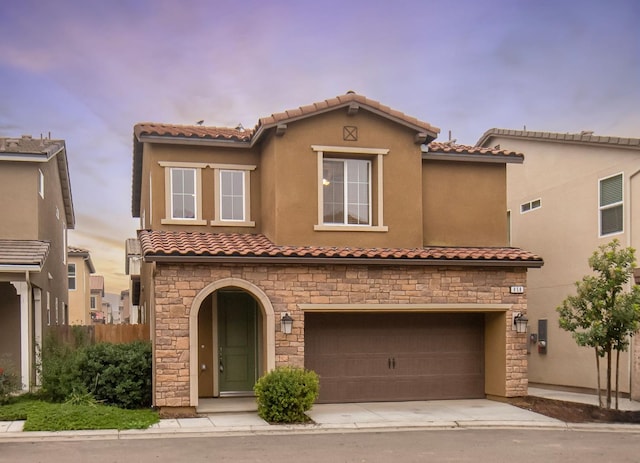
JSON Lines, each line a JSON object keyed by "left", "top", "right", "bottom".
{"left": 0, "top": 240, "right": 50, "bottom": 268}
{"left": 68, "top": 246, "right": 89, "bottom": 254}
{"left": 476, "top": 128, "right": 640, "bottom": 150}
{"left": 256, "top": 92, "right": 439, "bottom": 137}
{"left": 427, "top": 141, "right": 523, "bottom": 159}
{"left": 134, "top": 123, "right": 252, "bottom": 142}
{"left": 138, "top": 231, "right": 543, "bottom": 267}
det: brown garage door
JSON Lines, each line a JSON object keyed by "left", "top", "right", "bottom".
{"left": 305, "top": 312, "right": 484, "bottom": 403}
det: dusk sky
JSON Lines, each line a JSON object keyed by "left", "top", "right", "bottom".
{"left": 1, "top": 0, "right": 638, "bottom": 293}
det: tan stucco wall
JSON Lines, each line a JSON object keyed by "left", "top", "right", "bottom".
{"left": 422, "top": 161, "right": 508, "bottom": 246}
{"left": 491, "top": 135, "right": 640, "bottom": 394}
{"left": 0, "top": 162, "right": 38, "bottom": 238}
{"left": 148, "top": 261, "right": 529, "bottom": 408}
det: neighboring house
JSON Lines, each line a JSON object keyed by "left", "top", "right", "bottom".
{"left": 131, "top": 92, "right": 543, "bottom": 413}
{"left": 120, "top": 289, "right": 131, "bottom": 324}
{"left": 67, "top": 246, "right": 96, "bottom": 325}
{"left": 477, "top": 129, "right": 640, "bottom": 399}
{"left": 0, "top": 134, "right": 75, "bottom": 390}
{"left": 90, "top": 275, "right": 105, "bottom": 324}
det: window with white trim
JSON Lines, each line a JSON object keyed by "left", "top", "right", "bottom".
{"left": 323, "top": 159, "right": 371, "bottom": 225}
{"left": 38, "top": 169, "right": 44, "bottom": 198}
{"left": 171, "top": 167, "right": 196, "bottom": 219}
{"left": 312, "top": 145, "right": 388, "bottom": 232}
{"left": 46, "top": 292, "right": 51, "bottom": 326}
{"left": 90, "top": 296, "right": 96, "bottom": 310}
{"left": 599, "top": 173, "right": 623, "bottom": 236}
{"left": 520, "top": 198, "right": 541, "bottom": 214}
{"left": 160, "top": 162, "right": 206, "bottom": 225}
{"left": 210, "top": 164, "right": 256, "bottom": 227}
{"left": 220, "top": 170, "right": 245, "bottom": 221}
{"left": 68, "top": 263, "right": 76, "bottom": 290}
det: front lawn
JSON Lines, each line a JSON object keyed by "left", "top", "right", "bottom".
{"left": 0, "top": 396, "right": 159, "bottom": 431}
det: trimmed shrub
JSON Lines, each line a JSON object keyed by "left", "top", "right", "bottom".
{"left": 75, "top": 341, "right": 152, "bottom": 409}
{"left": 254, "top": 366, "right": 319, "bottom": 423}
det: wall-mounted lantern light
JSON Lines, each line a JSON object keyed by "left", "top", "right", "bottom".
{"left": 513, "top": 312, "right": 528, "bottom": 333}
{"left": 281, "top": 313, "right": 293, "bottom": 334}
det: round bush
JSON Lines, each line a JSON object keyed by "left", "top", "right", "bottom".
{"left": 253, "top": 366, "right": 319, "bottom": 423}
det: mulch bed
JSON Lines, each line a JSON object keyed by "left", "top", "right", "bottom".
{"left": 510, "top": 396, "right": 640, "bottom": 423}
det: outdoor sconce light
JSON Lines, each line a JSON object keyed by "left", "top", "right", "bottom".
{"left": 513, "top": 312, "right": 529, "bottom": 333}
{"left": 281, "top": 313, "right": 293, "bottom": 334}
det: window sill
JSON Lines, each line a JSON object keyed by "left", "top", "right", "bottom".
{"left": 210, "top": 220, "right": 256, "bottom": 227}
{"left": 161, "top": 218, "right": 208, "bottom": 225}
{"left": 314, "top": 224, "right": 388, "bottom": 232}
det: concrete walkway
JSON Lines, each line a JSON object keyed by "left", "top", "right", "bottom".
{"left": 1, "top": 390, "right": 639, "bottom": 442}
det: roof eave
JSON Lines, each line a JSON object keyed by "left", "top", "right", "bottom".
{"left": 143, "top": 254, "right": 543, "bottom": 268}
{"left": 422, "top": 152, "right": 524, "bottom": 164}
{"left": 0, "top": 264, "right": 43, "bottom": 272}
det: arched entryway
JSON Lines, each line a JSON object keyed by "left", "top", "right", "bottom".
{"left": 189, "top": 278, "right": 275, "bottom": 406}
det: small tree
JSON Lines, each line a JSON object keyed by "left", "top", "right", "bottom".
{"left": 557, "top": 239, "right": 640, "bottom": 409}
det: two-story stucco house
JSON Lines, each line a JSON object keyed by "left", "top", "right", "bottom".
{"left": 477, "top": 128, "right": 640, "bottom": 400}
{"left": 0, "top": 134, "right": 74, "bottom": 390}
{"left": 67, "top": 246, "right": 96, "bottom": 325}
{"left": 132, "top": 93, "right": 543, "bottom": 414}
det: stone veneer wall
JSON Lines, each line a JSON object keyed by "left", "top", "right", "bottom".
{"left": 152, "top": 263, "right": 528, "bottom": 407}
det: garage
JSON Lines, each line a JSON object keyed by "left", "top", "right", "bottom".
{"left": 304, "top": 312, "right": 485, "bottom": 403}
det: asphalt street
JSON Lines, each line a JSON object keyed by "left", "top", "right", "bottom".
{"left": 1, "top": 429, "right": 639, "bottom": 463}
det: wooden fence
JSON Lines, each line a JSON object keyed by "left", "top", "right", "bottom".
{"left": 47, "top": 324, "right": 150, "bottom": 345}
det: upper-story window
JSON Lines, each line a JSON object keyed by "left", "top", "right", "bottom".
{"left": 220, "top": 170, "right": 245, "bottom": 221}
{"left": 599, "top": 173, "right": 623, "bottom": 236}
{"left": 210, "top": 164, "right": 256, "bottom": 227}
{"left": 171, "top": 167, "right": 196, "bottom": 219}
{"left": 323, "top": 159, "right": 371, "bottom": 225}
{"left": 68, "top": 263, "right": 76, "bottom": 290}
{"left": 90, "top": 296, "right": 96, "bottom": 310}
{"left": 160, "top": 162, "right": 207, "bottom": 225}
{"left": 312, "top": 145, "right": 388, "bottom": 232}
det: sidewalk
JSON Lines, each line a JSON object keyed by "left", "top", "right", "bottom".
{"left": 1, "top": 391, "right": 639, "bottom": 442}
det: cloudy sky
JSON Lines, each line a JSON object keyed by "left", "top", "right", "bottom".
{"left": 1, "top": 0, "right": 638, "bottom": 293}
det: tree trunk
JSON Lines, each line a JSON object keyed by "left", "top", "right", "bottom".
{"left": 615, "top": 348, "right": 620, "bottom": 410}
{"left": 595, "top": 349, "right": 603, "bottom": 407}
{"left": 606, "top": 347, "right": 612, "bottom": 409}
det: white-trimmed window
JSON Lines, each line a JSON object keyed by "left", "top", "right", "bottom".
{"left": 520, "top": 198, "right": 541, "bottom": 214}
{"left": 220, "top": 170, "right": 245, "bottom": 221}
{"left": 68, "top": 263, "right": 76, "bottom": 290}
{"left": 599, "top": 173, "right": 623, "bottom": 236}
{"left": 38, "top": 169, "right": 44, "bottom": 198}
{"left": 210, "top": 164, "right": 256, "bottom": 227}
{"left": 160, "top": 162, "right": 207, "bottom": 225}
{"left": 312, "top": 145, "right": 388, "bottom": 232}
{"left": 55, "top": 297, "right": 59, "bottom": 325}
{"left": 90, "top": 296, "right": 96, "bottom": 310}
{"left": 323, "top": 159, "right": 371, "bottom": 225}
{"left": 171, "top": 167, "right": 196, "bottom": 219}
{"left": 46, "top": 292, "right": 51, "bottom": 326}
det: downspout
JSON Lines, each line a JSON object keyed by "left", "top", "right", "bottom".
{"left": 628, "top": 168, "right": 640, "bottom": 400}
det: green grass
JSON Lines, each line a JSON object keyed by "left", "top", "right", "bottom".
{"left": 0, "top": 396, "right": 159, "bottom": 431}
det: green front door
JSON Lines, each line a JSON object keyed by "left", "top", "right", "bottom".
{"left": 217, "top": 292, "right": 258, "bottom": 394}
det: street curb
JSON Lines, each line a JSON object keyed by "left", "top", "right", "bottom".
{"left": 2, "top": 420, "right": 639, "bottom": 442}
